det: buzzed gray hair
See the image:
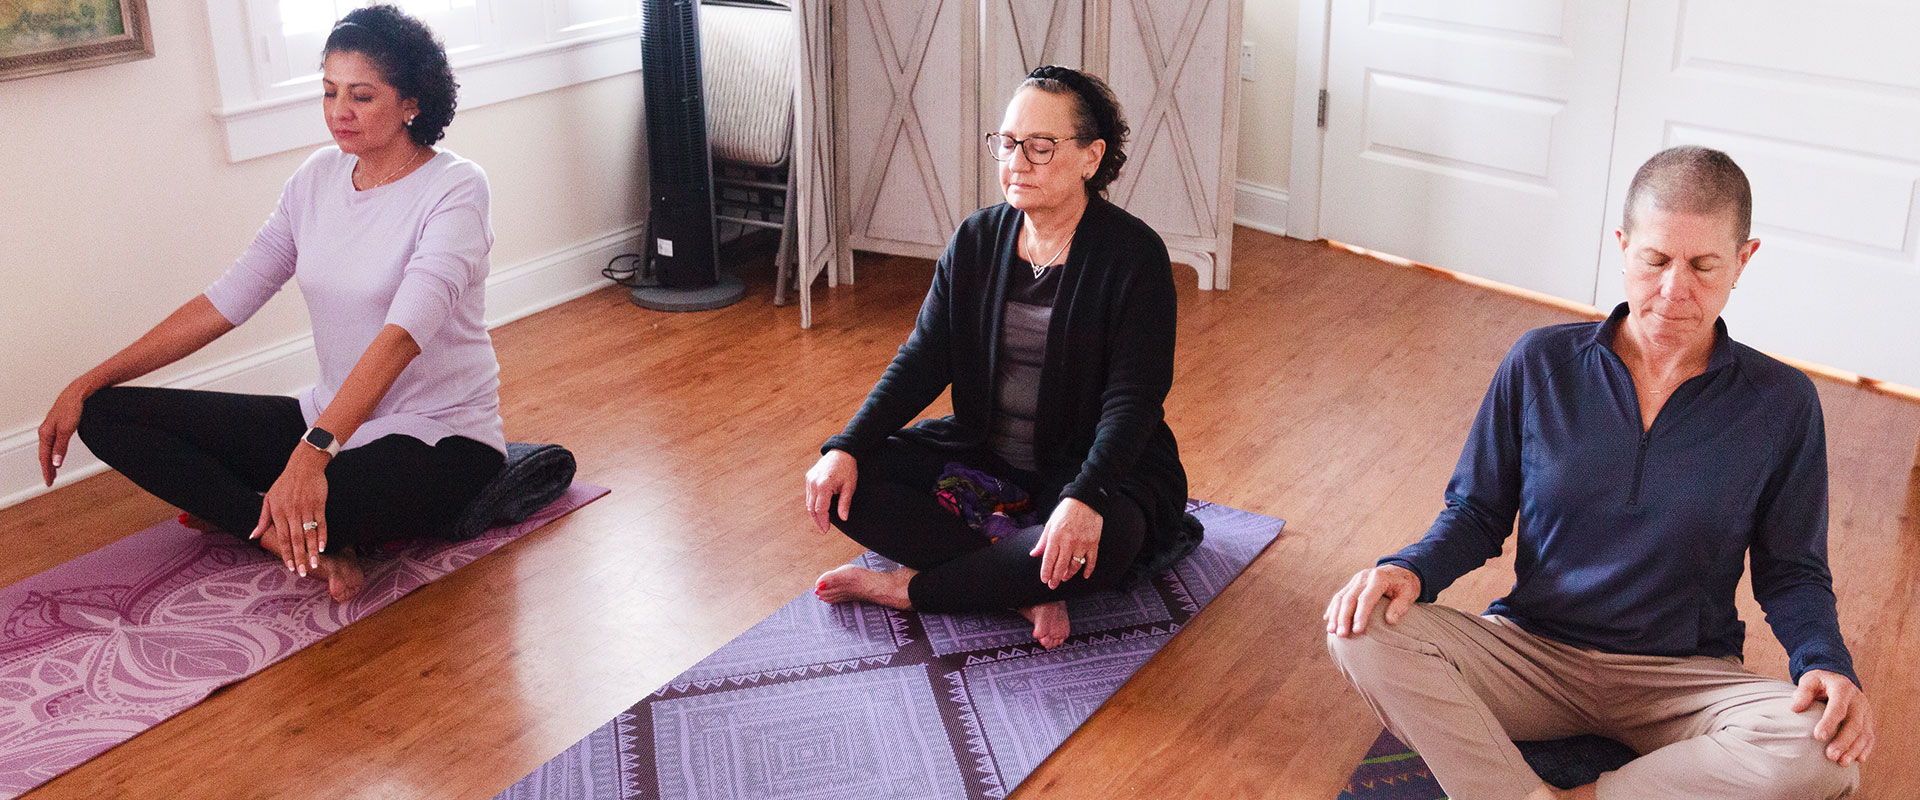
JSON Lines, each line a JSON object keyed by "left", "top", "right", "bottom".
{"left": 1622, "top": 145, "right": 1753, "bottom": 242}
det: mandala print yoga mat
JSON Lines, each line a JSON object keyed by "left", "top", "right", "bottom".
{"left": 495, "top": 499, "right": 1283, "bottom": 800}
{"left": 0, "top": 482, "right": 607, "bottom": 799}
{"left": 1337, "top": 730, "right": 1445, "bottom": 800}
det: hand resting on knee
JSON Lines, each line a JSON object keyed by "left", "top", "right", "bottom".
{"left": 1325, "top": 564, "right": 1422, "bottom": 638}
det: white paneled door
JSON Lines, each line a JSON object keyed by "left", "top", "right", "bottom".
{"left": 1597, "top": 0, "right": 1920, "bottom": 387}
{"left": 1317, "top": 0, "right": 1630, "bottom": 301}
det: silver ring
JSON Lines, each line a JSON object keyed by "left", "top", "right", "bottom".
{"left": 1071, "top": 555, "right": 1087, "bottom": 565}
{"left": 301, "top": 521, "right": 319, "bottom": 531}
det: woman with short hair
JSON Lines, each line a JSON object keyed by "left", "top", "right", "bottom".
{"left": 1324, "top": 146, "right": 1872, "bottom": 800}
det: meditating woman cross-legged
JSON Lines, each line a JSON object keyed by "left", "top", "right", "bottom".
{"left": 35, "top": 6, "right": 504, "bottom": 603}
{"left": 803, "top": 65, "right": 1199, "bottom": 648}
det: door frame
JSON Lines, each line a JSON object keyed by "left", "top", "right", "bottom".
{"left": 1285, "top": 0, "right": 1331, "bottom": 241}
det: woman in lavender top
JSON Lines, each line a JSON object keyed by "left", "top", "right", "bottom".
{"left": 36, "top": 6, "right": 503, "bottom": 602}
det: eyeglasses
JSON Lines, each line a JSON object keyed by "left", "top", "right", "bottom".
{"left": 984, "top": 133, "right": 1089, "bottom": 165}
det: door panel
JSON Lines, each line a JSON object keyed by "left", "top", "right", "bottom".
{"left": 1318, "top": 0, "right": 1629, "bottom": 301}
{"left": 1597, "top": 0, "right": 1920, "bottom": 386}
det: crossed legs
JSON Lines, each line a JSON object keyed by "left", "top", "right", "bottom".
{"left": 1327, "top": 603, "right": 1857, "bottom": 800}
{"left": 818, "top": 436, "right": 1146, "bottom": 647}
{"left": 77, "top": 386, "right": 503, "bottom": 601}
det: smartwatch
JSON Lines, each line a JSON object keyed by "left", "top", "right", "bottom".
{"left": 301, "top": 426, "right": 342, "bottom": 457}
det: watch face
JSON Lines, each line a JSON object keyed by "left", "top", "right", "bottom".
{"left": 305, "top": 427, "right": 335, "bottom": 449}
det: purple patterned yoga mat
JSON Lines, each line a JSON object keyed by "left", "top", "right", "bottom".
{"left": 494, "top": 499, "right": 1283, "bottom": 800}
{"left": 1338, "top": 731, "right": 1443, "bottom": 800}
{"left": 0, "top": 482, "right": 607, "bottom": 799}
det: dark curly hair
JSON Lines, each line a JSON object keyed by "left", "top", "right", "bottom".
{"left": 323, "top": 5, "right": 458, "bottom": 146}
{"left": 1021, "top": 65, "right": 1128, "bottom": 198}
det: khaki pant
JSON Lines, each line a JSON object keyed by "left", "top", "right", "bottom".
{"left": 1326, "top": 603, "right": 1857, "bottom": 800}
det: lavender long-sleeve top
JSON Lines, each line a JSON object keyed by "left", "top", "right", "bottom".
{"left": 204, "top": 147, "right": 505, "bottom": 455}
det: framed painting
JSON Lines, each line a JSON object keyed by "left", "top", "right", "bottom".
{"left": 0, "top": 0, "right": 153, "bottom": 83}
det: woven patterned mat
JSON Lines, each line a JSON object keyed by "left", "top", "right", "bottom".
{"left": 495, "top": 499, "right": 1284, "bottom": 800}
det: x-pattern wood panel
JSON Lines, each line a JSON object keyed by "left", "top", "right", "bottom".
{"left": 853, "top": 0, "right": 962, "bottom": 245}
{"left": 980, "top": 1, "right": 1089, "bottom": 202}
{"left": 1111, "top": 0, "right": 1214, "bottom": 236}
{"left": 1005, "top": 0, "right": 1075, "bottom": 69}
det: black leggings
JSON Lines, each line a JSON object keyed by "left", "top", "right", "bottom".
{"left": 77, "top": 386, "right": 504, "bottom": 549}
{"left": 830, "top": 436, "right": 1147, "bottom": 613}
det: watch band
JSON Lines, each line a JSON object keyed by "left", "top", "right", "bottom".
{"left": 302, "top": 426, "right": 341, "bottom": 457}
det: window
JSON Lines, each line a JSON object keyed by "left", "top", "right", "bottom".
{"left": 208, "top": 0, "right": 642, "bottom": 161}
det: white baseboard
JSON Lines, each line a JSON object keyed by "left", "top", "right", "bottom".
{"left": 0, "top": 225, "right": 640, "bottom": 511}
{"left": 1234, "top": 180, "right": 1289, "bottom": 237}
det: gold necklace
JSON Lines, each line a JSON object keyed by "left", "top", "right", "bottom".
{"left": 356, "top": 147, "right": 423, "bottom": 191}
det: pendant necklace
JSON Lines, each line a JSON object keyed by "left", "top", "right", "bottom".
{"left": 1026, "top": 229, "right": 1072, "bottom": 279}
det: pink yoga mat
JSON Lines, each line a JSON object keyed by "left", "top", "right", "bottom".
{"left": 0, "top": 482, "right": 607, "bottom": 799}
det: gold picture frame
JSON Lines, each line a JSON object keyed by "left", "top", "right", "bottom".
{"left": 0, "top": 0, "right": 154, "bottom": 83}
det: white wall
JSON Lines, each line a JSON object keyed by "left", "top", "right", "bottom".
{"left": 0, "top": 4, "right": 646, "bottom": 506}
{"left": 1233, "top": 0, "right": 1297, "bottom": 234}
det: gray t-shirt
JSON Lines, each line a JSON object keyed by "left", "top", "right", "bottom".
{"left": 988, "top": 255, "right": 1063, "bottom": 471}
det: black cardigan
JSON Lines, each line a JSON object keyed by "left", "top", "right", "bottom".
{"left": 824, "top": 198, "right": 1199, "bottom": 564}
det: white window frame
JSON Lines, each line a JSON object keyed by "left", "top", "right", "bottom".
{"left": 207, "top": 0, "right": 643, "bottom": 162}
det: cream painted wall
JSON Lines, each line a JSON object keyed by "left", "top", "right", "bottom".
{"left": 0, "top": 5, "right": 645, "bottom": 439}
{"left": 1235, "top": 0, "right": 1297, "bottom": 191}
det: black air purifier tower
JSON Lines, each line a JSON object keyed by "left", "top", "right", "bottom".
{"left": 632, "top": 0, "right": 745, "bottom": 311}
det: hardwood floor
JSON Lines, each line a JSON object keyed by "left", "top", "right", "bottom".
{"left": 6, "top": 227, "right": 1916, "bottom": 798}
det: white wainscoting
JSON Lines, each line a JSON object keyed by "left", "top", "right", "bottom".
{"left": 0, "top": 225, "right": 640, "bottom": 511}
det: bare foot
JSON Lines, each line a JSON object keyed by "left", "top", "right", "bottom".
{"left": 307, "top": 548, "right": 366, "bottom": 603}
{"left": 254, "top": 530, "right": 364, "bottom": 602}
{"left": 813, "top": 565, "right": 914, "bottom": 609}
{"left": 1017, "top": 601, "right": 1071, "bottom": 649}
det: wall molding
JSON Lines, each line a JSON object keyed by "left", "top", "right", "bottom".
{"left": 1233, "top": 180, "right": 1289, "bottom": 237}
{"left": 210, "top": 8, "right": 643, "bottom": 162}
{"left": 0, "top": 225, "right": 639, "bottom": 511}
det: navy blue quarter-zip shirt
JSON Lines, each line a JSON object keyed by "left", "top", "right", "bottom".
{"left": 1382, "top": 304, "right": 1856, "bottom": 686}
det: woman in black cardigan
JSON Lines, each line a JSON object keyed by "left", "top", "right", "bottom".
{"left": 804, "top": 65, "right": 1198, "bottom": 648}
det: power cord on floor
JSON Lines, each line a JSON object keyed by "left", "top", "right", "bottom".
{"left": 603, "top": 252, "right": 658, "bottom": 288}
